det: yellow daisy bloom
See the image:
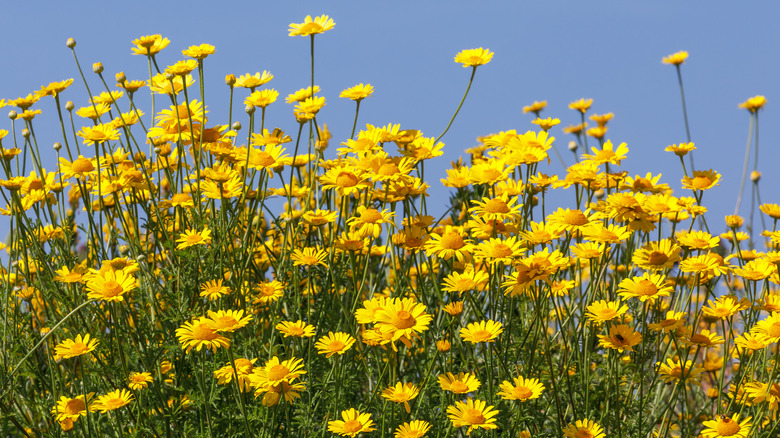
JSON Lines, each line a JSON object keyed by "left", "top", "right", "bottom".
{"left": 446, "top": 398, "right": 499, "bottom": 435}
{"left": 562, "top": 419, "right": 605, "bottom": 438}
{"left": 454, "top": 48, "right": 494, "bottom": 68}
{"left": 276, "top": 320, "right": 316, "bottom": 338}
{"left": 340, "top": 83, "right": 374, "bottom": 101}
{"left": 327, "top": 408, "right": 375, "bottom": 437}
{"left": 51, "top": 393, "right": 95, "bottom": 422}
{"left": 128, "top": 372, "right": 153, "bottom": 390}
{"left": 206, "top": 309, "right": 252, "bottom": 332}
{"left": 497, "top": 376, "right": 545, "bottom": 402}
{"left": 315, "top": 332, "right": 356, "bottom": 358}
{"left": 54, "top": 334, "right": 99, "bottom": 360}
{"left": 176, "top": 226, "right": 212, "bottom": 250}
{"left": 86, "top": 269, "right": 137, "bottom": 302}
{"left": 700, "top": 413, "right": 752, "bottom": 438}
{"left": 288, "top": 15, "right": 335, "bottom": 37}
{"left": 394, "top": 420, "right": 431, "bottom": 438}
{"left": 175, "top": 317, "right": 230, "bottom": 354}
{"left": 381, "top": 382, "right": 420, "bottom": 413}
{"left": 597, "top": 324, "right": 642, "bottom": 352}
{"left": 94, "top": 389, "right": 133, "bottom": 413}
{"left": 662, "top": 50, "right": 689, "bottom": 65}
{"left": 438, "top": 372, "right": 481, "bottom": 394}
{"left": 460, "top": 320, "right": 503, "bottom": 344}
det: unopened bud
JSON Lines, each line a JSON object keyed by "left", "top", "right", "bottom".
{"left": 245, "top": 104, "right": 255, "bottom": 114}
{"left": 164, "top": 72, "right": 175, "bottom": 81}
{"left": 66, "top": 38, "right": 76, "bottom": 48}
{"left": 53, "top": 143, "right": 62, "bottom": 151}
{"left": 568, "top": 141, "right": 578, "bottom": 152}
{"left": 231, "top": 121, "right": 241, "bottom": 131}
{"left": 153, "top": 147, "right": 162, "bottom": 155}
{"left": 594, "top": 189, "right": 605, "bottom": 199}
{"left": 8, "top": 110, "right": 17, "bottom": 119}
{"left": 65, "top": 101, "right": 75, "bottom": 111}
{"left": 22, "top": 129, "right": 30, "bottom": 138}
{"left": 225, "top": 74, "right": 236, "bottom": 86}
{"left": 115, "top": 72, "right": 126, "bottom": 83}
{"left": 751, "top": 170, "right": 762, "bottom": 182}
{"left": 92, "top": 62, "right": 104, "bottom": 74}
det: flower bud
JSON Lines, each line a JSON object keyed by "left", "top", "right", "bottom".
{"left": 164, "top": 72, "right": 175, "bottom": 81}
{"left": 115, "top": 72, "right": 127, "bottom": 83}
{"left": 8, "top": 110, "right": 17, "bottom": 119}
{"left": 725, "top": 215, "right": 743, "bottom": 229}
{"left": 245, "top": 104, "right": 255, "bottom": 114}
{"left": 231, "top": 121, "right": 241, "bottom": 131}
{"left": 92, "top": 62, "right": 104, "bottom": 74}
{"left": 65, "top": 101, "right": 75, "bottom": 111}
{"left": 751, "top": 170, "right": 762, "bottom": 182}
{"left": 225, "top": 74, "right": 236, "bottom": 86}
{"left": 568, "top": 141, "right": 578, "bottom": 152}
{"left": 22, "top": 129, "right": 30, "bottom": 138}
{"left": 66, "top": 38, "right": 76, "bottom": 48}
{"left": 53, "top": 143, "right": 62, "bottom": 152}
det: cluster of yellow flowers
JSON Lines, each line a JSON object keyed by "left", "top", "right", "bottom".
{"left": 1, "top": 13, "right": 779, "bottom": 438}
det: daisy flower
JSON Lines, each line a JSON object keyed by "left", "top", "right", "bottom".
{"left": 327, "top": 408, "right": 375, "bottom": 437}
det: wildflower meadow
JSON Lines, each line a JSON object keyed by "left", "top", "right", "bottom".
{"left": 2, "top": 10, "right": 780, "bottom": 438}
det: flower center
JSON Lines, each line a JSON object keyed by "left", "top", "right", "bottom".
{"left": 471, "top": 329, "right": 492, "bottom": 342}
{"left": 691, "top": 176, "right": 712, "bottom": 189}
{"left": 575, "top": 430, "right": 594, "bottom": 438}
{"left": 192, "top": 323, "right": 217, "bottom": 341}
{"left": 513, "top": 386, "right": 533, "bottom": 400}
{"left": 484, "top": 199, "right": 509, "bottom": 214}
{"left": 341, "top": 419, "right": 363, "bottom": 433}
{"left": 393, "top": 311, "right": 416, "bottom": 329}
{"left": 440, "top": 232, "right": 464, "bottom": 250}
{"left": 690, "top": 333, "right": 710, "bottom": 345}
{"left": 267, "top": 364, "right": 290, "bottom": 382}
{"left": 72, "top": 157, "right": 94, "bottom": 173}
{"left": 767, "top": 322, "right": 780, "bottom": 337}
{"left": 64, "top": 399, "right": 86, "bottom": 415}
{"left": 335, "top": 172, "right": 358, "bottom": 188}
{"left": 329, "top": 340, "right": 345, "bottom": 352}
{"left": 211, "top": 316, "right": 237, "bottom": 331}
{"left": 462, "top": 408, "right": 485, "bottom": 425}
{"left": 563, "top": 210, "right": 588, "bottom": 226}
{"left": 360, "top": 209, "right": 383, "bottom": 223}
{"left": 252, "top": 151, "right": 275, "bottom": 167}
{"left": 378, "top": 163, "right": 399, "bottom": 176}
{"left": 635, "top": 280, "right": 658, "bottom": 296}
{"left": 647, "top": 251, "right": 669, "bottom": 266}
{"left": 102, "top": 280, "right": 124, "bottom": 297}
{"left": 715, "top": 417, "right": 741, "bottom": 436}
{"left": 450, "top": 381, "right": 469, "bottom": 393}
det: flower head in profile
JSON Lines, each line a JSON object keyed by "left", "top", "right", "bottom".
{"left": 206, "top": 309, "right": 252, "bottom": 332}
{"left": 289, "top": 15, "right": 335, "bottom": 37}
{"left": 182, "top": 43, "right": 215, "bottom": 60}
{"left": 738, "top": 95, "right": 766, "bottom": 113}
{"left": 662, "top": 50, "right": 689, "bottom": 65}
{"left": 128, "top": 372, "right": 153, "bottom": 390}
{"left": 569, "top": 98, "right": 593, "bottom": 113}
{"left": 446, "top": 398, "right": 499, "bottom": 435}
{"left": 327, "top": 408, "right": 375, "bottom": 437}
{"left": 681, "top": 169, "right": 721, "bottom": 191}
{"left": 51, "top": 394, "right": 95, "bottom": 422}
{"left": 665, "top": 142, "right": 696, "bottom": 157}
{"left": 77, "top": 124, "right": 120, "bottom": 144}
{"left": 522, "top": 100, "right": 547, "bottom": 114}
{"left": 438, "top": 372, "right": 481, "bottom": 394}
{"left": 562, "top": 419, "right": 605, "bottom": 438}
{"left": 214, "top": 358, "right": 256, "bottom": 392}
{"left": 340, "top": 83, "right": 374, "bottom": 101}
{"left": 94, "top": 389, "right": 133, "bottom": 413}
{"left": 54, "top": 334, "right": 99, "bottom": 360}
{"left": 235, "top": 71, "right": 273, "bottom": 89}
{"left": 131, "top": 34, "right": 169, "bottom": 55}
{"left": 454, "top": 48, "right": 494, "bottom": 68}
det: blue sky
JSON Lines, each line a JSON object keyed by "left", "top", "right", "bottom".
{"left": 1, "top": 1, "right": 779, "bottom": 236}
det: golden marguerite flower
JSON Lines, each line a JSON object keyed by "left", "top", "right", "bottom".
{"left": 460, "top": 320, "right": 503, "bottom": 344}
{"left": 315, "top": 332, "right": 355, "bottom": 358}
{"left": 54, "top": 334, "right": 99, "bottom": 360}
{"left": 446, "top": 398, "right": 499, "bottom": 435}
{"left": 562, "top": 419, "right": 606, "bottom": 438}
{"left": 662, "top": 50, "right": 688, "bottom": 65}
{"left": 176, "top": 317, "right": 230, "bottom": 354}
{"left": 327, "top": 408, "right": 375, "bottom": 437}
{"left": 288, "top": 15, "right": 335, "bottom": 37}
{"left": 381, "top": 382, "right": 420, "bottom": 413}
{"left": 454, "top": 48, "right": 494, "bottom": 68}
{"left": 700, "top": 413, "right": 752, "bottom": 438}
{"left": 497, "top": 376, "right": 545, "bottom": 402}
{"left": 93, "top": 389, "right": 133, "bottom": 413}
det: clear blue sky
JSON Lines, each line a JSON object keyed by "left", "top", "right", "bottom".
{"left": 2, "top": 1, "right": 779, "bottom": 235}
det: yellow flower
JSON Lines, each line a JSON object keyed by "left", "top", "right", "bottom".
{"left": 213, "top": 358, "right": 256, "bottom": 392}
{"left": 738, "top": 95, "right": 767, "bottom": 113}
{"left": 662, "top": 50, "right": 689, "bottom": 65}
{"left": 581, "top": 139, "right": 629, "bottom": 166}
{"left": 51, "top": 394, "right": 95, "bottom": 422}
{"left": 340, "top": 83, "right": 374, "bottom": 101}
{"left": 685, "top": 328, "right": 724, "bottom": 348}
{"left": 446, "top": 398, "right": 499, "bottom": 435}
{"left": 128, "top": 372, "right": 153, "bottom": 390}
{"left": 199, "top": 279, "right": 231, "bottom": 300}
{"left": 291, "top": 247, "right": 328, "bottom": 267}
{"left": 131, "top": 34, "right": 169, "bottom": 55}
{"left": 681, "top": 169, "right": 721, "bottom": 191}
{"left": 315, "top": 332, "right": 355, "bottom": 358}
{"left": 394, "top": 420, "right": 431, "bottom": 438}
{"left": 530, "top": 117, "right": 560, "bottom": 131}
{"left": 438, "top": 372, "right": 481, "bottom": 394}
{"left": 454, "top": 48, "right": 494, "bottom": 68}
{"left": 245, "top": 89, "right": 279, "bottom": 108}
{"left": 562, "top": 419, "right": 605, "bottom": 438}
{"left": 751, "top": 313, "right": 780, "bottom": 343}
{"left": 497, "top": 376, "right": 545, "bottom": 402}
{"left": 288, "top": 15, "right": 335, "bottom": 37}
{"left": 36, "top": 79, "right": 74, "bottom": 98}
{"left": 94, "top": 389, "right": 133, "bottom": 413}
{"left": 657, "top": 358, "right": 704, "bottom": 386}
{"left": 176, "top": 226, "right": 212, "bottom": 250}
{"left": 460, "top": 320, "right": 503, "bottom": 344}
{"left": 617, "top": 272, "right": 672, "bottom": 303}
{"left": 77, "top": 124, "right": 120, "bottom": 144}
{"left": 597, "top": 324, "right": 642, "bottom": 352}
{"left": 700, "top": 413, "right": 752, "bottom": 438}
{"left": 665, "top": 142, "right": 696, "bottom": 156}
{"left": 286, "top": 85, "right": 320, "bottom": 103}
{"left": 235, "top": 71, "right": 273, "bottom": 89}
{"left": 206, "top": 309, "right": 252, "bottom": 332}
{"left": 86, "top": 269, "right": 137, "bottom": 302}
{"left": 701, "top": 296, "right": 741, "bottom": 320}
{"left": 175, "top": 317, "right": 230, "bottom": 354}
{"left": 586, "top": 300, "right": 628, "bottom": 324}
{"left": 569, "top": 98, "right": 593, "bottom": 113}
{"left": 522, "top": 100, "right": 547, "bottom": 114}
{"left": 374, "top": 297, "right": 432, "bottom": 347}
{"left": 54, "top": 334, "right": 99, "bottom": 360}
{"left": 182, "top": 43, "right": 215, "bottom": 60}
{"left": 276, "top": 320, "right": 316, "bottom": 338}
{"left": 250, "top": 356, "right": 306, "bottom": 388}
{"left": 327, "top": 408, "right": 375, "bottom": 437}
{"left": 381, "top": 382, "right": 420, "bottom": 413}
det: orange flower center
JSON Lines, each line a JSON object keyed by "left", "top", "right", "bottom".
{"left": 440, "top": 232, "right": 465, "bottom": 250}
{"left": 192, "top": 323, "right": 218, "bottom": 341}
{"left": 690, "top": 333, "right": 711, "bottom": 345}
{"left": 335, "top": 172, "right": 358, "bottom": 188}
{"left": 647, "top": 251, "right": 669, "bottom": 266}
{"left": 634, "top": 280, "right": 658, "bottom": 296}
{"left": 287, "top": 326, "right": 304, "bottom": 336}
{"left": 211, "top": 316, "right": 237, "bottom": 331}
{"left": 484, "top": 199, "right": 509, "bottom": 214}
{"left": 691, "top": 176, "right": 712, "bottom": 189}
{"left": 328, "top": 340, "right": 345, "bottom": 352}
{"left": 378, "top": 163, "right": 399, "bottom": 176}
{"left": 102, "top": 280, "right": 124, "bottom": 297}
{"left": 341, "top": 419, "right": 363, "bottom": 434}
{"left": 449, "top": 381, "right": 469, "bottom": 393}
{"left": 392, "top": 310, "right": 416, "bottom": 329}
{"left": 72, "top": 157, "right": 94, "bottom": 173}
{"left": 360, "top": 209, "right": 383, "bottom": 223}
{"left": 462, "top": 408, "right": 486, "bottom": 425}
{"left": 513, "top": 386, "right": 533, "bottom": 400}
{"left": 715, "top": 417, "right": 741, "bottom": 436}
{"left": 267, "top": 364, "right": 290, "bottom": 382}
{"left": 471, "top": 329, "right": 492, "bottom": 342}
{"left": 575, "top": 430, "right": 594, "bottom": 438}
{"left": 64, "top": 399, "right": 86, "bottom": 415}
{"left": 767, "top": 322, "right": 780, "bottom": 338}
{"left": 185, "top": 234, "right": 204, "bottom": 244}
{"left": 563, "top": 210, "right": 588, "bottom": 226}
{"left": 252, "top": 151, "right": 275, "bottom": 167}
